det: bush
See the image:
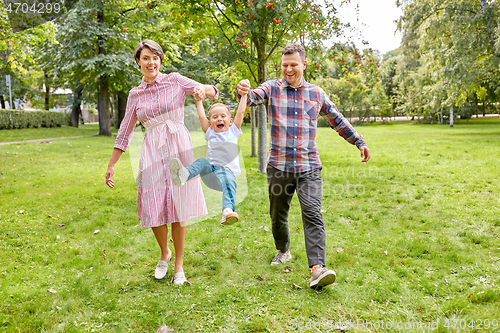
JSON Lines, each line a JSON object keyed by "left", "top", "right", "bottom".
{"left": 0, "top": 110, "right": 65, "bottom": 130}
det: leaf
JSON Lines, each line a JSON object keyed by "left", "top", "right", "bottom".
{"left": 263, "top": 226, "right": 269, "bottom": 232}
{"left": 47, "top": 288, "right": 57, "bottom": 294}
{"left": 57, "top": 224, "right": 65, "bottom": 227}
{"left": 283, "top": 266, "right": 294, "bottom": 273}
{"left": 293, "top": 283, "right": 303, "bottom": 289}
{"left": 94, "top": 230, "right": 100, "bottom": 234}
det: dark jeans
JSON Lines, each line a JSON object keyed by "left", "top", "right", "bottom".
{"left": 267, "top": 165, "right": 325, "bottom": 268}
{"left": 186, "top": 158, "right": 236, "bottom": 211}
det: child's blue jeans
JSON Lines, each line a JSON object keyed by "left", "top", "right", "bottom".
{"left": 186, "top": 158, "right": 236, "bottom": 211}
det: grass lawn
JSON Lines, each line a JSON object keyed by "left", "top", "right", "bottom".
{"left": 0, "top": 118, "right": 499, "bottom": 332}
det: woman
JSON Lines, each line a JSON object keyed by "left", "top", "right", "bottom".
{"left": 105, "top": 40, "right": 218, "bottom": 284}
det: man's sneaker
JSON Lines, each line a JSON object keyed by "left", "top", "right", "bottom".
{"left": 221, "top": 208, "right": 239, "bottom": 225}
{"left": 310, "top": 267, "right": 336, "bottom": 288}
{"left": 169, "top": 158, "right": 189, "bottom": 187}
{"left": 270, "top": 251, "right": 292, "bottom": 266}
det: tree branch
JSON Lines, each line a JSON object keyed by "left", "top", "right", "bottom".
{"left": 410, "top": 5, "right": 477, "bottom": 31}
{"left": 213, "top": 0, "right": 242, "bottom": 31}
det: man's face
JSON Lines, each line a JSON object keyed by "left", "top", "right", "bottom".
{"left": 281, "top": 52, "right": 306, "bottom": 88}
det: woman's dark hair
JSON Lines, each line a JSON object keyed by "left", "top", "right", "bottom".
{"left": 134, "top": 40, "right": 164, "bottom": 64}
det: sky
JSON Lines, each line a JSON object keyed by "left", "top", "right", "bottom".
{"left": 336, "top": 0, "right": 403, "bottom": 55}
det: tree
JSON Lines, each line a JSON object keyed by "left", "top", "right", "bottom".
{"left": 47, "top": 0, "right": 176, "bottom": 132}
{"left": 177, "top": 0, "right": 350, "bottom": 172}
{"left": 396, "top": 0, "right": 500, "bottom": 121}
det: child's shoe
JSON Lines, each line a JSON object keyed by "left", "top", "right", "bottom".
{"left": 221, "top": 207, "right": 239, "bottom": 225}
{"left": 169, "top": 158, "right": 189, "bottom": 187}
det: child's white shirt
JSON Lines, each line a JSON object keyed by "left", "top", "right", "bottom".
{"left": 204, "top": 123, "right": 242, "bottom": 177}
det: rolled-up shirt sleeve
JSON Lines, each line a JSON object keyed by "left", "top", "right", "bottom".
{"left": 114, "top": 91, "right": 138, "bottom": 152}
{"left": 176, "top": 73, "right": 219, "bottom": 99}
{"left": 237, "top": 81, "right": 271, "bottom": 106}
{"left": 319, "top": 89, "right": 366, "bottom": 149}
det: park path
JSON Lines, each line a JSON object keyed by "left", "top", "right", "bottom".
{"left": 0, "top": 136, "right": 83, "bottom": 146}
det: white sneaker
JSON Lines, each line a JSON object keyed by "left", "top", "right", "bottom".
{"left": 169, "top": 158, "right": 189, "bottom": 187}
{"left": 221, "top": 207, "right": 239, "bottom": 225}
{"left": 154, "top": 260, "right": 169, "bottom": 279}
{"left": 173, "top": 271, "right": 190, "bottom": 285}
{"left": 270, "top": 251, "right": 292, "bottom": 266}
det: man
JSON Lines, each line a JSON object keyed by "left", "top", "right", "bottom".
{"left": 237, "top": 44, "right": 370, "bottom": 289}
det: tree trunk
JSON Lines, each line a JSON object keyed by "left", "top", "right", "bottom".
{"left": 255, "top": 38, "right": 268, "bottom": 174}
{"left": 450, "top": 106, "right": 454, "bottom": 127}
{"left": 70, "top": 84, "right": 84, "bottom": 127}
{"left": 44, "top": 71, "right": 50, "bottom": 110}
{"left": 250, "top": 106, "right": 256, "bottom": 157}
{"left": 97, "top": 0, "right": 111, "bottom": 136}
{"left": 0, "top": 95, "right": 5, "bottom": 109}
{"left": 116, "top": 91, "right": 127, "bottom": 128}
{"left": 98, "top": 80, "right": 111, "bottom": 136}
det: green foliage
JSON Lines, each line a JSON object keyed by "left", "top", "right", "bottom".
{"left": 312, "top": 46, "right": 391, "bottom": 122}
{"left": 175, "top": 0, "right": 347, "bottom": 86}
{"left": 395, "top": 0, "right": 500, "bottom": 121}
{"left": 0, "top": 109, "right": 65, "bottom": 129}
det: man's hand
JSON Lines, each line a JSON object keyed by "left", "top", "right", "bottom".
{"left": 360, "top": 146, "right": 370, "bottom": 162}
{"left": 237, "top": 79, "right": 251, "bottom": 96}
{"left": 193, "top": 86, "right": 206, "bottom": 101}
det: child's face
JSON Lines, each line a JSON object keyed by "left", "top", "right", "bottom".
{"left": 208, "top": 106, "right": 233, "bottom": 133}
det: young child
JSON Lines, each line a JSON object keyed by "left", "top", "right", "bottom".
{"left": 169, "top": 91, "right": 248, "bottom": 225}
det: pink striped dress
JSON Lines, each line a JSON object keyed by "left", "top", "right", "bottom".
{"left": 115, "top": 72, "right": 218, "bottom": 228}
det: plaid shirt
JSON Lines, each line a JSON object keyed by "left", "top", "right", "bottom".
{"left": 246, "top": 78, "right": 366, "bottom": 173}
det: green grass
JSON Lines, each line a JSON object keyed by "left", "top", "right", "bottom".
{"left": 1, "top": 119, "right": 499, "bottom": 332}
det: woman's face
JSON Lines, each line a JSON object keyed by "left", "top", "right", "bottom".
{"left": 136, "top": 47, "right": 161, "bottom": 82}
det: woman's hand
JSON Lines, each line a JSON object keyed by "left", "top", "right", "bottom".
{"left": 193, "top": 86, "right": 206, "bottom": 101}
{"left": 105, "top": 166, "right": 115, "bottom": 188}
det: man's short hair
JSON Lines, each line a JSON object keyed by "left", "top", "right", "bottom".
{"left": 208, "top": 103, "right": 232, "bottom": 118}
{"left": 134, "top": 40, "right": 165, "bottom": 64}
{"left": 282, "top": 44, "right": 306, "bottom": 61}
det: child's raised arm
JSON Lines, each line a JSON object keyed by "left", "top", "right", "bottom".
{"left": 196, "top": 99, "right": 210, "bottom": 133}
{"left": 233, "top": 94, "right": 247, "bottom": 129}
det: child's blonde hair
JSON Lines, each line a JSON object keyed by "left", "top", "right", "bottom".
{"left": 208, "top": 103, "right": 233, "bottom": 118}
